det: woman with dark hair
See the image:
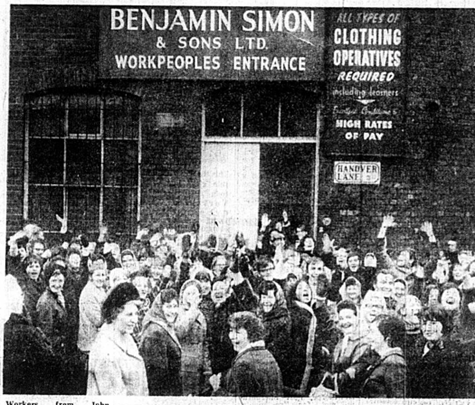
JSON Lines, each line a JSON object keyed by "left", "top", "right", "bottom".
{"left": 409, "top": 305, "right": 475, "bottom": 398}
{"left": 256, "top": 280, "right": 291, "bottom": 373}
{"left": 36, "top": 261, "right": 69, "bottom": 356}
{"left": 87, "top": 282, "right": 148, "bottom": 396}
{"left": 327, "top": 300, "right": 373, "bottom": 398}
{"left": 139, "top": 288, "right": 182, "bottom": 396}
{"left": 210, "top": 311, "right": 283, "bottom": 397}
{"left": 284, "top": 277, "right": 328, "bottom": 396}
{"left": 18, "top": 254, "right": 45, "bottom": 325}
{"left": 362, "top": 315, "right": 407, "bottom": 398}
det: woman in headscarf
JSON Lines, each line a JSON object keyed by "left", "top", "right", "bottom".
{"left": 139, "top": 288, "right": 182, "bottom": 396}
{"left": 338, "top": 276, "right": 362, "bottom": 309}
{"left": 175, "top": 279, "right": 211, "bottom": 396}
{"left": 120, "top": 249, "right": 139, "bottom": 278}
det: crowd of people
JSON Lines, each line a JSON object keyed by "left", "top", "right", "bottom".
{"left": 4, "top": 211, "right": 475, "bottom": 398}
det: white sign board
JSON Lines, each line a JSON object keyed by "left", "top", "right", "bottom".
{"left": 334, "top": 161, "right": 381, "bottom": 185}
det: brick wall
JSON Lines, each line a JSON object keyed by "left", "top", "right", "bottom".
{"left": 8, "top": 6, "right": 475, "bottom": 253}
{"left": 318, "top": 9, "right": 475, "bottom": 254}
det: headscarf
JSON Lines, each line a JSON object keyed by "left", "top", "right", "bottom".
{"left": 339, "top": 276, "right": 362, "bottom": 304}
{"left": 179, "top": 279, "right": 202, "bottom": 306}
{"left": 141, "top": 288, "right": 181, "bottom": 348}
{"left": 120, "top": 249, "right": 139, "bottom": 276}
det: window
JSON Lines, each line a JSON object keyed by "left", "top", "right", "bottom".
{"left": 25, "top": 90, "right": 141, "bottom": 237}
{"left": 204, "top": 84, "right": 320, "bottom": 141}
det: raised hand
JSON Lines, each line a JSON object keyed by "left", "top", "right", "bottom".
{"left": 322, "top": 233, "right": 335, "bottom": 253}
{"left": 420, "top": 221, "right": 436, "bottom": 242}
{"left": 56, "top": 214, "right": 67, "bottom": 234}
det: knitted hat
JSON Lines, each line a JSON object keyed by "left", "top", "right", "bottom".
{"left": 102, "top": 282, "right": 140, "bottom": 324}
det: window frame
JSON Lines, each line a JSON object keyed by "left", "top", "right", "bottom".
{"left": 23, "top": 88, "right": 142, "bottom": 237}
{"left": 201, "top": 83, "right": 322, "bottom": 239}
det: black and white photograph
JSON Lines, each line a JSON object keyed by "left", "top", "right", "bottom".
{"left": 3, "top": 0, "right": 475, "bottom": 402}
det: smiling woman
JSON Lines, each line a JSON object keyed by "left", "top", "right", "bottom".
{"left": 139, "top": 288, "right": 182, "bottom": 396}
{"left": 86, "top": 283, "right": 148, "bottom": 396}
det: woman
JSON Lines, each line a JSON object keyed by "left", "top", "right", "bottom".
{"left": 329, "top": 300, "right": 373, "bottom": 397}
{"left": 285, "top": 277, "right": 328, "bottom": 396}
{"left": 36, "top": 261, "right": 69, "bottom": 355}
{"left": 78, "top": 257, "right": 107, "bottom": 353}
{"left": 18, "top": 254, "right": 46, "bottom": 325}
{"left": 338, "top": 276, "right": 362, "bottom": 308}
{"left": 3, "top": 274, "right": 59, "bottom": 394}
{"left": 139, "top": 288, "right": 182, "bottom": 396}
{"left": 256, "top": 280, "right": 291, "bottom": 373}
{"left": 121, "top": 249, "right": 139, "bottom": 277}
{"left": 362, "top": 315, "right": 407, "bottom": 398}
{"left": 175, "top": 279, "right": 211, "bottom": 396}
{"left": 87, "top": 282, "right": 148, "bottom": 396}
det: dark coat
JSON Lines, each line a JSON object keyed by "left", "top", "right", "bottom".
{"left": 362, "top": 349, "right": 407, "bottom": 398}
{"left": 224, "top": 345, "right": 283, "bottom": 397}
{"left": 332, "top": 334, "right": 374, "bottom": 398}
{"left": 261, "top": 305, "right": 291, "bottom": 372}
{"left": 284, "top": 301, "right": 327, "bottom": 395}
{"left": 139, "top": 322, "right": 182, "bottom": 396}
{"left": 36, "top": 288, "right": 69, "bottom": 355}
{"left": 18, "top": 276, "right": 45, "bottom": 326}
{"left": 409, "top": 339, "right": 475, "bottom": 398}
{"left": 208, "top": 280, "right": 258, "bottom": 375}
{"left": 3, "top": 313, "right": 60, "bottom": 394}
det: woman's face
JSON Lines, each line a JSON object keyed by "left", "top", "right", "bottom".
{"left": 150, "top": 265, "right": 162, "bottom": 280}
{"left": 211, "top": 282, "right": 227, "bottom": 304}
{"left": 296, "top": 281, "right": 312, "bottom": 304}
{"left": 348, "top": 256, "right": 360, "bottom": 272}
{"left": 26, "top": 261, "right": 41, "bottom": 281}
{"left": 403, "top": 297, "right": 422, "bottom": 326}
{"left": 198, "top": 279, "right": 211, "bottom": 296}
{"left": 303, "top": 237, "right": 315, "bottom": 252}
{"left": 115, "top": 302, "right": 139, "bottom": 335}
{"left": 346, "top": 285, "right": 360, "bottom": 301}
{"left": 441, "top": 287, "right": 461, "bottom": 311}
{"left": 68, "top": 253, "right": 81, "bottom": 271}
{"left": 162, "top": 299, "right": 179, "bottom": 324}
{"left": 133, "top": 276, "right": 149, "bottom": 300}
{"left": 260, "top": 290, "right": 277, "bottom": 313}
{"left": 452, "top": 265, "right": 466, "bottom": 281}
{"left": 212, "top": 257, "right": 227, "bottom": 276}
{"left": 91, "top": 269, "right": 107, "bottom": 289}
{"left": 122, "top": 254, "right": 136, "bottom": 272}
{"left": 394, "top": 281, "right": 407, "bottom": 301}
{"left": 338, "top": 308, "right": 358, "bottom": 336}
{"left": 183, "top": 285, "right": 201, "bottom": 307}
{"left": 49, "top": 273, "right": 65, "bottom": 294}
